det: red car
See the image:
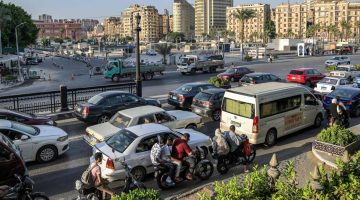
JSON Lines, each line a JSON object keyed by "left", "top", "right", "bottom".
{"left": 0, "top": 109, "right": 56, "bottom": 126}
{"left": 217, "top": 66, "right": 254, "bottom": 82}
{"left": 287, "top": 68, "right": 325, "bottom": 86}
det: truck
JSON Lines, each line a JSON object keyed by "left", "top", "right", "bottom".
{"left": 104, "top": 59, "right": 165, "bottom": 82}
{"left": 177, "top": 54, "right": 224, "bottom": 75}
{"left": 329, "top": 65, "right": 360, "bottom": 81}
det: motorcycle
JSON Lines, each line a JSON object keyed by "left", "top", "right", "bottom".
{"left": 3, "top": 174, "right": 49, "bottom": 200}
{"left": 155, "top": 146, "right": 214, "bottom": 190}
{"left": 327, "top": 111, "right": 350, "bottom": 128}
{"left": 211, "top": 139, "right": 256, "bottom": 174}
{"left": 75, "top": 160, "right": 146, "bottom": 200}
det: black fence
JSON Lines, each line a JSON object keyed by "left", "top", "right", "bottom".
{"left": 0, "top": 82, "right": 136, "bottom": 114}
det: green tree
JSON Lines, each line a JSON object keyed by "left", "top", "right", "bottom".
{"left": 340, "top": 20, "right": 351, "bottom": 41}
{"left": 165, "top": 32, "right": 185, "bottom": 43}
{"left": 0, "top": 7, "right": 10, "bottom": 55}
{"left": 325, "top": 24, "right": 337, "bottom": 42}
{"left": 155, "top": 43, "right": 173, "bottom": 64}
{"left": 306, "top": 24, "right": 320, "bottom": 38}
{"left": 232, "top": 9, "right": 257, "bottom": 43}
{"left": 264, "top": 20, "right": 276, "bottom": 43}
{"left": 354, "top": 21, "right": 360, "bottom": 43}
{"left": 0, "top": 1, "right": 38, "bottom": 48}
{"left": 53, "top": 37, "right": 63, "bottom": 44}
{"left": 41, "top": 38, "right": 50, "bottom": 47}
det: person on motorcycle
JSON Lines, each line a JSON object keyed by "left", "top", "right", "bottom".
{"left": 212, "top": 129, "right": 230, "bottom": 156}
{"left": 337, "top": 101, "right": 350, "bottom": 127}
{"left": 150, "top": 136, "right": 176, "bottom": 186}
{"left": 224, "top": 125, "right": 249, "bottom": 172}
{"left": 91, "top": 152, "right": 114, "bottom": 199}
{"left": 165, "top": 137, "right": 183, "bottom": 182}
{"left": 172, "top": 133, "right": 195, "bottom": 180}
{"left": 329, "top": 98, "right": 339, "bottom": 125}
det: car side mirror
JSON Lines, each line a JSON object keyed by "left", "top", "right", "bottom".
{"left": 21, "top": 135, "right": 29, "bottom": 141}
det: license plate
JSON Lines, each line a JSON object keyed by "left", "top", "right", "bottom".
{"left": 194, "top": 108, "right": 201, "bottom": 113}
{"left": 172, "top": 96, "right": 177, "bottom": 100}
{"left": 292, "top": 77, "right": 296, "bottom": 80}
{"left": 321, "top": 87, "right": 326, "bottom": 90}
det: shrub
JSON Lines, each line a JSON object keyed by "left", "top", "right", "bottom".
{"left": 244, "top": 55, "right": 253, "bottom": 62}
{"left": 325, "top": 65, "right": 337, "bottom": 72}
{"left": 3, "top": 75, "right": 17, "bottom": 81}
{"left": 112, "top": 189, "right": 161, "bottom": 200}
{"left": 316, "top": 125, "right": 356, "bottom": 146}
{"left": 354, "top": 64, "right": 360, "bottom": 69}
{"left": 272, "top": 54, "right": 278, "bottom": 59}
{"left": 208, "top": 76, "right": 229, "bottom": 87}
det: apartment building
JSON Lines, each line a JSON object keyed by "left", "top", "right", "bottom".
{"left": 159, "top": 9, "right": 172, "bottom": 37}
{"left": 35, "top": 21, "right": 86, "bottom": 41}
{"left": 226, "top": 4, "right": 270, "bottom": 43}
{"left": 173, "top": 0, "right": 195, "bottom": 40}
{"left": 103, "top": 17, "right": 123, "bottom": 40}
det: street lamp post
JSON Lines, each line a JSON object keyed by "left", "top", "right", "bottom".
{"left": 135, "top": 13, "right": 142, "bottom": 97}
{"left": 15, "top": 22, "right": 26, "bottom": 81}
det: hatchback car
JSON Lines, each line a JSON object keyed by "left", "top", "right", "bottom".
{"left": 0, "top": 120, "right": 69, "bottom": 163}
{"left": 91, "top": 123, "right": 212, "bottom": 182}
{"left": 168, "top": 83, "right": 217, "bottom": 109}
{"left": 322, "top": 87, "right": 360, "bottom": 117}
{"left": 0, "top": 132, "right": 27, "bottom": 187}
{"left": 217, "top": 67, "right": 254, "bottom": 82}
{"left": 239, "top": 72, "right": 282, "bottom": 86}
{"left": 191, "top": 88, "right": 225, "bottom": 121}
{"left": 85, "top": 105, "right": 202, "bottom": 146}
{"left": 324, "top": 56, "right": 350, "bottom": 66}
{"left": 0, "top": 109, "right": 55, "bottom": 126}
{"left": 287, "top": 68, "right": 325, "bottom": 86}
{"left": 73, "top": 91, "right": 161, "bottom": 124}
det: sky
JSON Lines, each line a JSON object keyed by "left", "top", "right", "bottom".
{"left": 4, "top": 0, "right": 301, "bottom": 21}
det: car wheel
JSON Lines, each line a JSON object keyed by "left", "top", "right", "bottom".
{"left": 313, "top": 114, "right": 323, "bottom": 128}
{"left": 112, "top": 75, "right": 120, "bottom": 82}
{"left": 181, "top": 72, "right": 186, "bottom": 75}
{"left": 143, "top": 72, "right": 153, "bottom": 80}
{"left": 37, "top": 145, "right": 58, "bottom": 163}
{"left": 347, "top": 61, "right": 350, "bottom": 64}
{"left": 265, "top": 129, "right": 277, "bottom": 147}
{"left": 212, "top": 110, "right": 221, "bottom": 121}
{"left": 131, "top": 166, "right": 146, "bottom": 181}
{"left": 97, "top": 115, "right": 110, "bottom": 124}
{"left": 230, "top": 77, "right": 235, "bottom": 82}
{"left": 186, "top": 124, "right": 197, "bottom": 130}
{"left": 356, "top": 107, "right": 360, "bottom": 117}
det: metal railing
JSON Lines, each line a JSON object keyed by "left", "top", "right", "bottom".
{"left": 0, "top": 82, "right": 136, "bottom": 113}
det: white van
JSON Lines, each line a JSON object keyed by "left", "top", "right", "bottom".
{"left": 220, "top": 82, "right": 324, "bottom": 146}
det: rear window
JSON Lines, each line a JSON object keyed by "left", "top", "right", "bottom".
{"left": 88, "top": 95, "right": 104, "bottom": 105}
{"left": 110, "top": 113, "right": 132, "bottom": 128}
{"left": 195, "top": 92, "right": 212, "bottom": 101}
{"left": 319, "top": 78, "right": 338, "bottom": 85}
{"left": 289, "top": 70, "right": 304, "bottom": 75}
{"left": 241, "top": 76, "right": 258, "bottom": 83}
{"left": 176, "top": 85, "right": 192, "bottom": 92}
{"left": 223, "top": 98, "right": 254, "bottom": 119}
{"left": 106, "top": 129, "right": 137, "bottom": 153}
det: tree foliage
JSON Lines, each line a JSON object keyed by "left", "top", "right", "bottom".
{"left": 0, "top": 1, "right": 38, "bottom": 48}
{"left": 264, "top": 20, "right": 276, "bottom": 43}
{"left": 232, "top": 9, "right": 257, "bottom": 43}
{"left": 155, "top": 43, "right": 173, "bottom": 64}
{"left": 165, "top": 32, "right": 185, "bottom": 43}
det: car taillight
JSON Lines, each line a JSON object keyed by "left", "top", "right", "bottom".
{"left": 252, "top": 116, "right": 259, "bottom": 134}
{"left": 178, "top": 95, "right": 185, "bottom": 102}
{"left": 251, "top": 80, "right": 256, "bottom": 84}
{"left": 106, "top": 158, "right": 115, "bottom": 170}
{"left": 82, "top": 106, "right": 89, "bottom": 118}
{"left": 347, "top": 101, "right": 352, "bottom": 105}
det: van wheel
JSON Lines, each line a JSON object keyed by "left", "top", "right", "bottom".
{"left": 265, "top": 129, "right": 277, "bottom": 147}
{"left": 314, "top": 114, "right": 323, "bottom": 128}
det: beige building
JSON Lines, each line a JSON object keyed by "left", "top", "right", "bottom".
{"left": 226, "top": 4, "right": 270, "bottom": 43}
{"left": 159, "top": 9, "right": 172, "bottom": 37}
{"left": 103, "top": 17, "right": 123, "bottom": 40}
{"left": 173, "top": 0, "right": 195, "bottom": 40}
{"left": 274, "top": 3, "right": 309, "bottom": 39}
{"left": 195, "top": 0, "right": 233, "bottom": 37}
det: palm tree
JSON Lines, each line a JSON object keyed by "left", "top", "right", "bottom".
{"left": 355, "top": 21, "right": 360, "bottom": 44}
{"left": 0, "top": 7, "right": 11, "bottom": 55}
{"left": 306, "top": 24, "right": 320, "bottom": 38}
{"left": 340, "top": 20, "right": 351, "bottom": 42}
{"left": 286, "top": 29, "right": 294, "bottom": 39}
{"left": 232, "top": 9, "right": 257, "bottom": 43}
{"left": 60, "top": 28, "right": 65, "bottom": 38}
{"left": 155, "top": 43, "right": 173, "bottom": 64}
{"left": 325, "top": 24, "right": 337, "bottom": 42}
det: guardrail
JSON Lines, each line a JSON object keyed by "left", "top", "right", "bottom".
{"left": 0, "top": 82, "right": 136, "bottom": 113}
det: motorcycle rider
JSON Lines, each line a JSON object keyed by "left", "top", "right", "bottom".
{"left": 172, "top": 133, "right": 195, "bottom": 180}
{"left": 224, "top": 125, "right": 249, "bottom": 172}
{"left": 0, "top": 185, "right": 9, "bottom": 198}
{"left": 329, "top": 98, "right": 339, "bottom": 125}
{"left": 337, "top": 101, "right": 349, "bottom": 127}
{"left": 91, "top": 152, "right": 114, "bottom": 199}
{"left": 212, "top": 129, "right": 230, "bottom": 156}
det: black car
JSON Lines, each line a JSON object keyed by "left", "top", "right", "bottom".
{"left": 239, "top": 72, "right": 282, "bottom": 86}
{"left": 168, "top": 83, "right": 217, "bottom": 109}
{"left": 191, "top": 88, "right": 225, "bottom": 121}
{"left": 73, "top": 91, "right": 161, "bottom": 124}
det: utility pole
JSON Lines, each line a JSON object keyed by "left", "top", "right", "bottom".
{"left": 15, "top": 22, "right": 26, "bottom": 81}
{"left": 135, "top": 13, "right": 142, "bottom": 97}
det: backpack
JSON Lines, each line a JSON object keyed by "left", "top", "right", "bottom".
{"left": 213, "top": 135, "right": 230, "bottom": 155}
{"left": 81, "top": 163, "right": 97, "bottom": 188}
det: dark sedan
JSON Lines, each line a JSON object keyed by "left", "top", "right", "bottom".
{"left": 322, "top": 87, "right": 360, "bottom": 117}
{"left": 239, "top": 72, "right": 283, "bottom": 86}
{"left": 0, "top": 109, "right": 55, "bottom": 126}
{"left": 217, "top": 66, "right": 254, "bottom": 82}
{"left": 73, "top": 91, "right": 161, "bottom": 124}
{"left": 168, "top": 83, "right": 217, "bottom": 109}
{"left": 191, "top": 88, "right": 225, "bottom": 121}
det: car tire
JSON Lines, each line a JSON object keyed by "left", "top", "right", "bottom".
{"left": 347, "top": 61, "right": 350, "bottom": 64}
{"left": 181, "top": 72, "right": 186, "bottom": 75}
{"left": 143, "top": 72, "right": 153, "bottom": 80}
{"left": 230, "top": 77, "right": 235, "bottom": 82}
{"left": 97, "top": 115, "right": 110, "bottom": 124}
{"left": 36, "top": 145, "right": 58, "bottom": 163}
{"left": 212, "top": 109, "right": 221, "bottom": 121}
{"left": 131, "top": 166, "right": 146, "bottom": 181}
{"left": 112, "top": 75, "right": 120, "bottom": 82}
{"left": 186, "top": 124, "right": 197, "bottom": 130}
{"left": 265, "top": 129, "right": 277, "bottom": 147}
{"left": 313, "top": 114, "right": 323, "bottom": 128}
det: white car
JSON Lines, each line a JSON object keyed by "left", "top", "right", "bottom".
{"left": 85, "top": 105, "right": 203, "bottom": 146}
{"left": 0, "top": 119, "right": 69, "bottom": 163}
{"left": 324, "top": 56, "right": 350, "bottom": 66}
{"left": 91, "top": 123, "right": 212, "bottom": 182}
{"left": 314, "top": 77, "right": 353, "bottom": 95}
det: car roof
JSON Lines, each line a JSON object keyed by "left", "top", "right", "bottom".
{"left": 323, "top": 76, "right": 345, "bottom": 80}
{"left": 119, "top": 105, "right": 164, "bottom": 118}
{"left": 98, "top": 90, "right": 129, "bottom": 97}
{"left": 229, "top": 82, "right": 304, "bottom": 96}
{"left": 182, "top": 82, "right": 211, "bottom": 86}
{"left": 245, "top": 72, "right": 271, "bottom": 76}
{"left": 126, "top": 123, "right": 171, "bottom": 136}
{"left": 232, "top": 66, "right": 248, "bottom": 69}
{"left": 291, "top": 68, "right": 314, "bottom": 71}
{"left": 201, "top": 88, "right": 225, "bottom": 94}
{"left": 0, "top": 119, "right": 12, "bottom": 128}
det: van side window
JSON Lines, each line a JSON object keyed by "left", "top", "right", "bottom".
{"left": 305, "top": 94, "right": 318, "bottom": 105}
{"left": 260, "top": 95, "right": 301, "bottom": 118}
{"left": 223, "top": 98, "right": 254, "bottom": 119}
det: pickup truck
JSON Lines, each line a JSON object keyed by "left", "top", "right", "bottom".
{"left": 104, "top": 59, "right": 165, "bottom": 82}
{"left": 329, "top": 65, "right": 360, "bottom": 80}
{"left": 177, "top": 54, "right": 224, "bottom": 75}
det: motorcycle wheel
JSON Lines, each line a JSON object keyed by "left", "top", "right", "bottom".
{"left": 29, "top": 194, "right": 50, "bottom": 200}
{"left": 244, "top": 145, "right": 256, "bottom": 163}
{"left": 156, "top": 172, "right": 172, "bottom": 190}
{"left": 216, "top": 156, "right": 229, "bottom": 174}
{"left": 196, "top": 161, "right": 214, "bottom": 180}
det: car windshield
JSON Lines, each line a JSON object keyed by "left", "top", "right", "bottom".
{"left": 106, "top": 129, "right": 137, "bottom": 153}
{"left": 335, "top": 67, "right": 348, "bottom": 71}
{"left": 11, "top": 121, "right": 38, "bottom": 136}
{"left": 290, "top": 70, "right": 304, "bottom": 75}
{"left": 319, "top": 78, "right": 338, "bottom": 85}
{"left": 225, "top": 68, "right": 236, "bottom": 73}
{"left": 176, "top": 85, "right": 192, "bottom": 92}
{"left": 330, "top": 89, "right": 357, "bottom": 99}
{"left": 88, "top": 95, "right": 104, "bottom": 105}
{"left": 109, "top": 113, "right": 132, "bottom": 128}
{"left": 332, "top": 57, "right": 340, "bottom": 60}
{"left": 195, "top": 92, "right": 212, "bottom": 101}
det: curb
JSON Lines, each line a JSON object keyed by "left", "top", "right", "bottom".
{"left": 166, "top": 183, "right": 214, "bottom": 200}
{"left": 311, "top": 144, "right": 338, "bottom": 168}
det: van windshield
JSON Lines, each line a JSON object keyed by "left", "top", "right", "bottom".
{"left": 223, "top": 98, "right": 254, "bottom": 119}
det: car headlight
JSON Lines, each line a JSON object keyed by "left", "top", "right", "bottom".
{"left": 57, "top": 135, "right": 68, "bottom": 142}
{"left": 156, "top": 99, "right": 161, "bottom": 106}
{"left": 46, "top": 120, "right": 54, "bottom": 125}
